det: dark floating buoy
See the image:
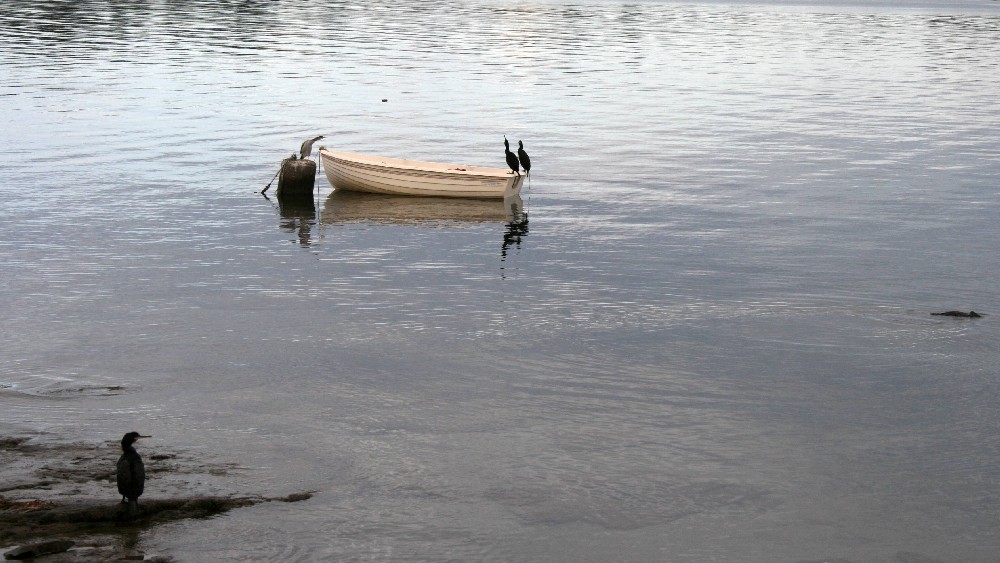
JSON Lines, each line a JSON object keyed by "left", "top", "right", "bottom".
{"left": 277, "top": 156, "right": 316, "bottom": 198}
{"left": 932, "top": 310, "right": 982, "bottom": 318}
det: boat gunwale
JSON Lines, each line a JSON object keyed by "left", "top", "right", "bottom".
{"left": 320, "top": 149, "right": 516, "bottom": 180}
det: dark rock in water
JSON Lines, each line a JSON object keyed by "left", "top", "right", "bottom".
{"left": 0, "top": 496, "right": 260, "bottom": 545}
{"left": 932, "top": 310, "right": 982, "bottom": 318}
{"left": 0, "top": 437, "right": 30, "bottom": 450}
{"left": 1, "top": 495, "right": 312, "bottom": 543}
{"left": 0, "top": 435, "right": 312, "bottom": 561}
{"left": 4, "top": 540, "right": 74, "bottom": 560}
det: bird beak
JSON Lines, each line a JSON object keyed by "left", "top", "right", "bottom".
{"left": 138, "top": 435, "right": 152, "bottom": 439}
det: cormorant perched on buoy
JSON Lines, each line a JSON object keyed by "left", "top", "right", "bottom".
{"left": 116, "top": 432, "right": 150, "bottom": 517}
{"left": 300, "top": 135, "right": 325, "bottom": 159}
{"left": 517, "top": 140, "right": 531, "bottom": 177}
{"left": 504, "top": 136, "right": 520, "bottom": 175}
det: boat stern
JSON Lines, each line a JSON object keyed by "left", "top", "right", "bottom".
{"left": 506, "top": 173, "right": 525, "bottom": 197}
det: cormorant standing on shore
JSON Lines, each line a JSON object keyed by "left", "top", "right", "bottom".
{"left": 116, "top": 432, "right": 150, "bottom": 517}
{"left": 504, "top": 136, "right": 520, "bottom": 175}
{"left": 517, "top": 140, "right": 531, "bottom": 177}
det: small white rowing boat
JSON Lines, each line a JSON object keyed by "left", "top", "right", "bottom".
{"left": 319, "top": 148, "right": 524, "bottom": 199}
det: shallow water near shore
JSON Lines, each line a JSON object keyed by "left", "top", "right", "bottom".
{"left": 2, "top": 0, "right": 1000, "bottom": 560}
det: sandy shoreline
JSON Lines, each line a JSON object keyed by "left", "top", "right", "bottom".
{"left": 1, "top": 432, "right": 310, "bottom": 561}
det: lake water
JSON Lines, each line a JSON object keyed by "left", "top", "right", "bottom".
{"left": 2, "top": 0, "right": 1000, "bottom": 560}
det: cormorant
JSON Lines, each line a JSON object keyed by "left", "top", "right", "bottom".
{"left": 116, "top": 431, "right": 150, "bottom": 516}
{"left": 300, "top": 135, "right": 325, "bottom": 159}
{"left": 504, "top": 136, "right": 520, "bottom": 175}
{"left": 517, "top": 140, "right": 531, "bottom": 176}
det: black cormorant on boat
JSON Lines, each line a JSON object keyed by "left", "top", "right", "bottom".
{"left": 504, "top": 136, "right": 520, "bottom": 175}
{"left": 300, "top": 135, "right": 325, "bottom": 159}
{"left": 517, "top": 140, "right": 531, "bottom": 177}
{"left": 116, "top": 431, "right": 150, "bottom": 516}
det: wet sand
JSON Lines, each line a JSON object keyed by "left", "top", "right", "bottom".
{"left": 1, "top": 433, "right": 311, "bottom": 561}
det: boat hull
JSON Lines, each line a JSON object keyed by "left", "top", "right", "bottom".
{"left": 320, "top": 149, "right": 524, "bottom": 199}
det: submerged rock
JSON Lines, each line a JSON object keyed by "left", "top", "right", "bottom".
{"left": 931, "top": 310, "right": 982, "bottom": 318}
{"left": 1, "top": 496, "right": 260, "bottom": 538}
{"left": 4, "top": 539, "right": 74, "bottom": 560}
{"left": 281, "top": 492, "right": 313, "bottom": 503}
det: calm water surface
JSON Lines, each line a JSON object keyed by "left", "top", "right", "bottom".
{"left": 2, "top": 0, "right": 1000, "bottom": 560}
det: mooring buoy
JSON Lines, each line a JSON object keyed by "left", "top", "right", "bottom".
{"left": 276, "top": 156, "right": 316, "bottom": 198}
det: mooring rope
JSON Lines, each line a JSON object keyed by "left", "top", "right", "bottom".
{"left": 316, "top": 151, "right": 322, "bottom": 194}
{"left": 262, "top": 164, "right": 282, "bottom": 194}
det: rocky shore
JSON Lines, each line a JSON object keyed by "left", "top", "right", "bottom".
{"left": 1, "top": 433, "right": 311, "bottom": 561}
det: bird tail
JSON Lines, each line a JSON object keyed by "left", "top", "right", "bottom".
{"left": 127, "top": 499, "right": 138, "bottom": 517}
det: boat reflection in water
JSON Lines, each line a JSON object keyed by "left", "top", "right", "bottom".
{"left": 320, "top": 189, "right": 528, "bottom": 268}
{"left": 321, "top": 190, "right": 524, "bottom": 226}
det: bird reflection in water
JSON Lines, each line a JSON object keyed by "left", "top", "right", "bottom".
{"left": 500, "top": 201, "right": 529, "bottom": 276}
{"left": 277, "top": 196, "right": 317, "bottom": 247}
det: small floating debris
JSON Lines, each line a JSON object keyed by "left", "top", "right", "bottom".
{"left": 931, "top": 310, "right": 982, "bottom": 318}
